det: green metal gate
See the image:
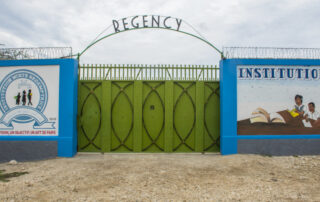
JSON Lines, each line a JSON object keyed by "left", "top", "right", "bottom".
{"left": 77, "top": 64, "right": 220, "bottom": 152}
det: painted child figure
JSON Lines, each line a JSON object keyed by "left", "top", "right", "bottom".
{"left": 303, "top": 102, "right": 320, "bottom": 127}
{"left": 27, "top": 89, "right": 33, "bottom": 106}
{"left": 293, "top": 94, "right": 305, "bottom": 117}
{"left": 15, "top": 92, "right": 21, "bottom": 105}
{"left": 22, "top": 90, "right": 27, "bottom": 106}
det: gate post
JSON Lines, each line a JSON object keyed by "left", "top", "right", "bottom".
{"left": 101, "top": 80, "right": 112, "bottom": 152}
{"left": 195, "top": 81, "right": 204, "bottom": 152}
{"left": 133, "top": 81, "right": 143, "bottom": 152}
{"left": 165, "top": 81, "right": 174, "bottom": 152}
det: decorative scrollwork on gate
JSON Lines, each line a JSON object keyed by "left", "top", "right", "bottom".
{"left": 79, "top": 82, "right": 102, "bottom": 151}
{"left": 173, "top": 82, "right": 196, "bottom": 151}
{"left": 111, "top": 82, "right": 134, "bottom": 151}
{"left": 142, "top": 82, "right": 165, "bottom": 151}
{"left": 204, "top": 83, "right": 220, "bottom": 151}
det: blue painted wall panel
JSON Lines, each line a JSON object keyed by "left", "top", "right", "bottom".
{"left": 0, "top": 59, "right": 78, "bottom": 157}
{"left": 220, "top": 59, "right": 320, "bottom": 155}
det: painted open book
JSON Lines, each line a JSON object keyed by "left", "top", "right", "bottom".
{"left": 238, "top": 107, "right": 320, "bottom": 135}
{"left": 249, "top": 108, "right": 286, "bottom": 124}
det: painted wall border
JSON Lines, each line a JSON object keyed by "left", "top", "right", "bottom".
{"left": 220, "top": 58, "right": 320, "bottom": 155}
{"left": 0, "top": 59, "right": 78, "bottom": 157}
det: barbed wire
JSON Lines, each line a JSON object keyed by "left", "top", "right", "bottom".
{"left": 222, "top": 47, "right": 320, "bottom": 59}
{"left": 0, "top": 47, "right": 73, "bottom": 60}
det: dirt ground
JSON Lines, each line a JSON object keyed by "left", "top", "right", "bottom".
{"left": 0, "top": 153, "right": 320, "bottom": 201}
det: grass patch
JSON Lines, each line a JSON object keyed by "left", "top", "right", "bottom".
{"left": 0, "top": 169, "right": 28, "bottom": 182}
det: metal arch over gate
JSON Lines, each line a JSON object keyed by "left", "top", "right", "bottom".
{"left": 77, "top": 15, "right": 221, "bottom": 153}
{"left": 77, "top": 15, "right": 223, "bottom": 60}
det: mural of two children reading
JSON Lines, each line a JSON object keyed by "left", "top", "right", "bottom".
{"left": 237, "top": 66, "right": 320, "bottom": 135}
{"left": 15, "top": 89, "right": 32, "bottom": 106}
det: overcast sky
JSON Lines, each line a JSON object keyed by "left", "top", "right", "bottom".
{"left": 0, "top": 0, "right": 319, "bottom": 65}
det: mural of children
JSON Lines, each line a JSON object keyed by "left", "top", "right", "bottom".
{"left": 27, "top": 89, "right": 33, "bottom": 106}
{"left": 15, "top": 92, "right": 21, "bottom": 105}
{"left": 22, "top": 90, "right": 27, "bottom": 106}
{"left": 293, "top": 94, "right": 305, "bottom": 116}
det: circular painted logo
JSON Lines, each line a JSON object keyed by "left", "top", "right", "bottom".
{"left": 0, "top": 69, "right": 48, "bottom": 123}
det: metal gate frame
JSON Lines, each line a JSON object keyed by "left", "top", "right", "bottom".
{"left": 77, "top": 64, "right": 220, "bottom": 152}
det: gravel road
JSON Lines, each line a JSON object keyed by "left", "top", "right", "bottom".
{"left": 1, "top": 153, "right": 320, "bottom": 201}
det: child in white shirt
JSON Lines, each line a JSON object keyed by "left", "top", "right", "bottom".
{"left": 305, "top": 102, "right": 320, "bottom": 121}
{"left": 303, "top": 102, "right": 320, "bottom": 127}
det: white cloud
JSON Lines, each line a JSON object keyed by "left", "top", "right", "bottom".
{"left": 0, "top": 0, "right": 319, "bottom": 65}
